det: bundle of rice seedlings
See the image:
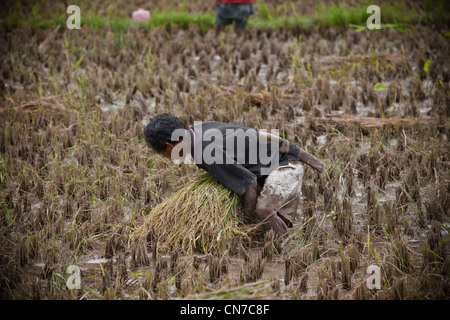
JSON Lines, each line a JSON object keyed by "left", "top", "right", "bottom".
{"left": 132, "top": 174, "right": 247, "bottom": 253}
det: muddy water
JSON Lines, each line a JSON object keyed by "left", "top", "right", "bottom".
{"left": 3, "top": 17, "right": 449, "bottom": 300}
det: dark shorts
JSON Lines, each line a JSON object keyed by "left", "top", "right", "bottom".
{"left": 215, "top": 3, "right": 255, "bottom": 28}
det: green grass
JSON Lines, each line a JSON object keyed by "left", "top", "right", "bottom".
{"left": 1, "top": 8, "right": 215, "bottom": 34}
{"left": 251, "top": 1, "right": 449, "bottom": 30}
{"left": 2, "top": 2, "right": 449, "bottom": 32}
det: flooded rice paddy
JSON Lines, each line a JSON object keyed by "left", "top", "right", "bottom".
{"left": 0, "top": 1, "right": 449, "bottom": 300}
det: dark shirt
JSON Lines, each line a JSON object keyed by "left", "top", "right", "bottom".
{"left": 188, "top": 121, "right": 290, "bottom": 197}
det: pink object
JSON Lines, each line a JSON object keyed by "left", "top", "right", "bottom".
{"left": 132, "top": 8, "right": 151, "bottom": 21}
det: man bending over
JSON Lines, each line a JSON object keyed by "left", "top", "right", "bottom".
{"left": 144, "top": 113, "right": 325, "bottom": 235}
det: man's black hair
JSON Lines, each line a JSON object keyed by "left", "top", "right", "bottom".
{"left": 144, "top": 113, "right": 187, "bottom": 152}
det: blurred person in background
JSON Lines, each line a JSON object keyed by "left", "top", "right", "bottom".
{"left": 215, "top": 0, "right": 254, "bottom": 33}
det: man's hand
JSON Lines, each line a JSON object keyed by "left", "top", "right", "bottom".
{"left": 284, "top": 141, "right": 325, "bottom": 173}
{"left": 258, "top": 131, "right": 325, "bottom": 173}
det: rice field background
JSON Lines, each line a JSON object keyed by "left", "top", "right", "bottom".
{"left": 0, "top": 0, "right": 449, "bottom": 300}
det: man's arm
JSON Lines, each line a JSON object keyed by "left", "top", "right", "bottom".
{"left": 202, "top": 155, "right": 261, "bottom": 224}
{"left": 241, "top": 177, "right": 258, "bottom": 223}
{"left": 258, "top": 131, "right": 325, "bottom": 173}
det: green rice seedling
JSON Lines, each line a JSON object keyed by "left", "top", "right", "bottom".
{"left": 390, "top": 230, "right": 414, "bottom": 274}
{"left": 257, "top": 1, "right": 273, "bottom": 21}
{"left": 132, "top": 174, "right": 245, "bottom": 254}
{"left": 46, "top": 268, "right": 68, "bottom": 299}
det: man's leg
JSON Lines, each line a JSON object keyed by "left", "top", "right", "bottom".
{"left": 233, "top": 18, "right": 248, "bottom": 36}
{"left": 255, "top": 202, "right": 289, "bottom": 234}
{"left": 233, "top": 16, "right": 249, "bottom": 29}
{"left": 215, "top": 4, "right": 233, "bottom": 33}
{"left": 256, "top": 161, "right": 304, "bottom": 235}
{"left": 242, "top": 178, "right": 288, "bottom": 233}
